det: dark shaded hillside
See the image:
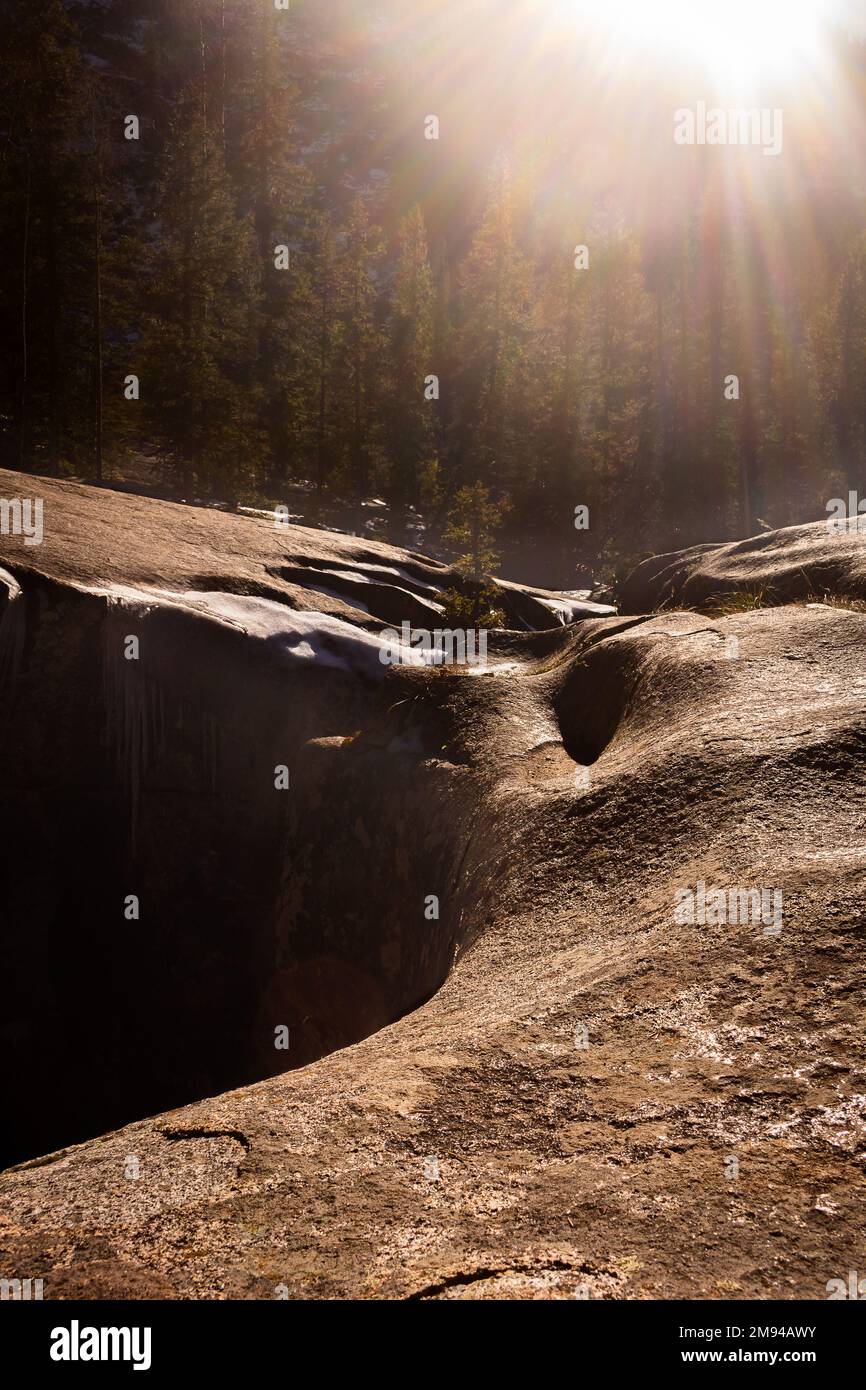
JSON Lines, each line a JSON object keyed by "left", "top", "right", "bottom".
{"left": 3, "top": 2, "right": 866, "bottom": 576}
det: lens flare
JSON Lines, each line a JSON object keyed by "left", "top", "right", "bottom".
{"left": 555, "top": 0, "right": 828, "bottom": 89}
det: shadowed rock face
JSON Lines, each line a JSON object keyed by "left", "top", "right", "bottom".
{"left": 620, "top": 516, "right": 866, "bottom": 613}
{"left": 1, "top": 473, "right": 865, "bottom": 1300}
{"left": 0, "top": 469, "right": 605, "bottom": 1167}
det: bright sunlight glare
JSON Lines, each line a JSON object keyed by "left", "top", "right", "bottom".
{"left": 556, "top": 0, "right": 829, "bottom": 87}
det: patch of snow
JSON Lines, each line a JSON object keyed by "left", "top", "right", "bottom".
{"left": 348, "top": 561, "right": 442, "bottom": 595}
{"left": 238, "top": 505, "right": 303, "bottom": 523}
{"left": 0, "top": 567, "right": 22, "bottom": 603}
{"left": 305, "top": 583, "right": 371, "bottom": 615}
{"left": 538, "top": 595, "right": 617, "bottom": 624}
{"left": 464, "top": 661, "right": 520, "bottom": 675}
{"left": 318, "top": 568, "right": 374, "bottom": 584}
{"left": 300, "top": 566, "right": 445, "bottom": 615}
{"left": 85, "top": 583, "right": 427, "bottom": 679}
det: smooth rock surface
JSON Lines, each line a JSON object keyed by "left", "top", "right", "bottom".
{"left": 620, "top": 516, "right": 866, "bottom": 613}
{"left": 0, "top": 474, "right": 864, "bottom": 1299}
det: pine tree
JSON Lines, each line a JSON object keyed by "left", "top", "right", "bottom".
{"left": 441, "top": 482, "right": 506, "bottom": 626}
{"left": 827, "top": 231, "right": 866, "bottom": 492}
{"left": 236, "top": 1, "right": 315, "bottom": 491}
{"left": 0, "top": 0, "right": 94, "bottom": 471}
{"left": 531, "top": 228, "right": 598, "bottom": 585}
{"left": 333, "top": 195, "right": 385, "bottom": 517}
{"left": 305, "top": 211, "right": 341, "bottom": 502}
{"left": 141, "top": 87, "right": 263, "bottom": 503}
{"left": 386, "top": 205, "right": 437, "bottom": 522}
{"left": 583, "top": 210, "right": 654, "bottom": 561}
{"left": 452, "top": 156, "right": 532, "bottom": 496}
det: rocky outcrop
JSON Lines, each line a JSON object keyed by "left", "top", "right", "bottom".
{"left": 0, "top": 469, "right": 610, "bottom": 1168}
{"left": 0, "top": 473, "right": 864, "bottom": 1300}
{"left": 620, "top": 515, "right": 866, "bottom": 613}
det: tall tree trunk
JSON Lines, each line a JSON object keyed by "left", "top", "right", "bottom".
{"left": 93, "top": 107, "right": 104, "bottom": 482}
{"left": 18, "top": 155, "right": 31, "bottom": 470}
{"left": 199, "top": 6, "right": 208, "bottom": 153}
{"left": 45, "top": 163, "right": 61, "bottom": 470}
{"left": 316, "top": 270, "right": 329, "bottom": 499}
{"left": 220, "top": 0, "right": 227, "bottom": 155}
